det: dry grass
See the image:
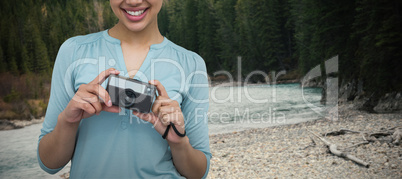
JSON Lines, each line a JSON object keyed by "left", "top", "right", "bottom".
{"left": 0, "top": 73, "right": 50, "bottom": 120}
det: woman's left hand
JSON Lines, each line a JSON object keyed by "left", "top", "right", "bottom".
{"left": 133, "top": 80, "right": 186, "bottom": 144}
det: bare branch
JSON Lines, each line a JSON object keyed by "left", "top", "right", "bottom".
{"left": 308, "top": 130, "right": 370, "bottom": 167}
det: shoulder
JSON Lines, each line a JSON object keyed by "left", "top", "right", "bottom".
{"left": 56, "top": 31, "right": 108, "bottom": 63}
{"left": 164, "top": 39, "right": 207, "bottom": 72}
{"left": 54, "top": 31, "right": 107, "bottom": 73}
{"left": 61, "top": 31, "right": 104, "bottom": 48}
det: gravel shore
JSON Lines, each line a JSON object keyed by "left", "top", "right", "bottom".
{"left": 208, "top": 105, "right": 401, "bottom": 178}
{"left": 57, "top": 104, "right": 401, "bottom": 179}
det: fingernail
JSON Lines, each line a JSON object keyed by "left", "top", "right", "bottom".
{"left": 108, "top": 100, "right": 112, "bottom": 107}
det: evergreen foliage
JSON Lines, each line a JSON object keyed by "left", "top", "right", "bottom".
{"left": 0, "top": 0, "right": 401, "bottom": 94}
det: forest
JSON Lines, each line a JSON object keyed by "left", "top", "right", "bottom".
{"left": 0, "top": 0, "right": 401, "bottom": 119}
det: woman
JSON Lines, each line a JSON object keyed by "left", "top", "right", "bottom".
{"left": 37, "top": 0, "right": 211, "bottom": 178}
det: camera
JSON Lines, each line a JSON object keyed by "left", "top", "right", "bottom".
{"left": 106, "top": 74, "right": 156, "bottom": 113}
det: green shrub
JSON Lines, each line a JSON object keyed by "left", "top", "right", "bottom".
{"left": 3, "top": 89, "right": 20, "bottom": 103}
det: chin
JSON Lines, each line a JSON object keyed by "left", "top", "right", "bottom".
{"left": 126, "top": 26, "right": 146, "bottom": 32}
{"left": 122, "top": 22, "right": 148, "bottom": 32}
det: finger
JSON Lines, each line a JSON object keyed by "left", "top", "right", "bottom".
{"left": 80, "top": 102, "right": 96, "bottom": 115}
{"left": 90, "top": 68, "right": 120, "bottom": 85}
{"left": 151, "top": 96, "right": 170, "bottom": 115}
{"left": 85, "top": 84, "right": 113, "bottom": 107}
{"left": 80, "top": 94, "right": 103, "bottom": 115}
{"left": 74, "top": 89, "right": 99, "bottom": 104}
{"left": 149, "top": 80, "right": 168, "bottom": 97}
{"left": 72, "top": 93, "right": 90, "bottom": 104}
{"left": 102, "top": 104, "right": 121, "bottom": 113}
{"left": 158, "top": 106, "right": 181, "bottom": 122}
{"left": 151, "top": 100, "right": 162, "bottom": 115}
{"left": 162, "top": 112, "right": 184, "bottom": 127}
{"left": 159, "top": 106, "right": 180, "bottom": 115}
{"left": 160, "top": 99, "right": 179, "bottom": 107}
{"left": 81, "top": 94, "right": 99, "bottom": 104}
{"left": 76, "top": 84, "right": 101, "bottom": 103}
{"left": 161, "top": 114, "right": 170, "bottom": 126}
{"left": 92, "top": 102, "right": 103, "bottom": 115}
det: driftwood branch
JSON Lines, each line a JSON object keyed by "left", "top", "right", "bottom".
{"left": 369, "top": 132, "right": 392, "bottom": 137}
{"left": 345, "top": 141, "right": 370, "bottom": 149}
{"left": 324, "top": 127, "right": 401, "bottom": 145}
{"left": 386, "top": 126, "right": 402, "bottom": 131}
{"left": 308, "top": 130, "right": 370, "bottom": 167}
{"left": 325, "top": 128, "right": 361, "bottom": 136}
{"left": 301, "top": 136, "right": 316, "bottom": 150}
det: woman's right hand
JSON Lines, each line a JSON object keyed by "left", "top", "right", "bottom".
{"left": 60, "top": 68, "right": 122, "bottom": 124}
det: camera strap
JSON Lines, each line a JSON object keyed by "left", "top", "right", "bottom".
{"left": 162, "top": 122, "right": 186, "bottom": 139}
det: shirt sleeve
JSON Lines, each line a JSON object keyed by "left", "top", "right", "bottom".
{"left": 37, "top": 38, "right": 77, "bottom": 174}
{"left": 181, "top": 54, "right": 211, "bottom": 179}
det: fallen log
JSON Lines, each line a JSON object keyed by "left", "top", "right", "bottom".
{"left": 324, "top": 128, "right": 361, "bottom": 136}
{"left": 308, "top": 130, "right": 370, "bottom": 167}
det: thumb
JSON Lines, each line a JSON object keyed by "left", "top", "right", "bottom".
{"left": 149, "top": 80, "right": 169, "bottom": 97}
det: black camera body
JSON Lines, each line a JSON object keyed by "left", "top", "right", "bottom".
{"left": 106, "top": 74, "right": 156, "bottom": 113}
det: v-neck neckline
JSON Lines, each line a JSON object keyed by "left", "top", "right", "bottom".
{"left": 103, "top": 30, "right": 168, "bottom": 80}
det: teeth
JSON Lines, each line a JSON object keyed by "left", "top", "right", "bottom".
{"left": 126, "top": 10, "right": 145, "bottom": 16}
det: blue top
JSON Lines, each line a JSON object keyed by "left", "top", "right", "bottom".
{"left": 37, "top": 30, "right": 211, "bottom": 178}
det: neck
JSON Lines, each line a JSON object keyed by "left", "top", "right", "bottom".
{"left": 108, "top": 21, "right": 164, "bottom": 47}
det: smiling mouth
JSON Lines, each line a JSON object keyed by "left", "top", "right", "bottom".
{"left": 124, "top": 9, "right": 148, "bottom": 16}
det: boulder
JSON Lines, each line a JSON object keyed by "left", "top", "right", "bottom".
{"left": 373, "top": 92, "right": 402, "bottom": 113}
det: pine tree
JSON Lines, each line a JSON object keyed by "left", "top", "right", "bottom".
{"left": 166, "top": 0, "right": 186, "bottom": 47}
{"left": 20, "top": 45, "right": 31, "bottom": 74}
{"left": 0, "top": 46, "right": 5, "bottom": 73}
{"left": 197, "top": 0, "right": 219, "bottom": 73}
{"left": 103, "top": 1, "right": 118, "bottom": 29}
{"left": 353, "top": 0, "right": 402, "bottom": 94}
{"left": 235, "top": 0, "right": 285, "bottom": 79}
{"left": 183, "top": 0, "right": 198, "bottom": 52}
{"left": 7, "top": 26, "right": 19, "bottom": 74}
{"left": 158, "top": 3, "right": 170, "bottom": 37}
{"left": 9, "top": 57, "right": 19, "bottom": 75}
{"left": 215, "top": 0, "right": 238, "bottom": 73}
{"left": 290, "top": 0, "right": 318, "bottom": 75}
{"left": 31, "top": 24, "right": 50, "bottom": 74}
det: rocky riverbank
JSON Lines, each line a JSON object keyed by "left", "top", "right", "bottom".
{"left": 208, "top": 104, "right": 401, "bottom": 178}
{"left": 0, "top": 117, "right": 44, "bottom": 130}
{"left": 58, "top": 103, "right": 401, "bottom": 178}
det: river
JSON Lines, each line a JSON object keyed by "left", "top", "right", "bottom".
{"left": 0, "top": 83, "right": 322, "bottom": 178}
{"left": 0, "top": 123, "right": 70, "bottom": 179}
{"left": 208, "top": 83, "right": 323, "bottom": 134}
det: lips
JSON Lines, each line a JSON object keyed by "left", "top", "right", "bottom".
{"left": 122, "top": 8, "right": 149, "bottom": 21}
{"left": 125, "top": 9, "right": 146, "bottom": 16}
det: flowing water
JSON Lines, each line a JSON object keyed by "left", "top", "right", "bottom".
{"left": 0, "top": 123, "right": 70, "bottom": 179}
{"left": 208, "top": 83, "right": 323, "bottom": 134}
{"left": 0, "top": 83, "right": 322, "bottom": 178}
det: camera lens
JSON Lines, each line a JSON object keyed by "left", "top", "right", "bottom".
{"left": 119, "top": 89, "right": 136, "bottom": 107}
